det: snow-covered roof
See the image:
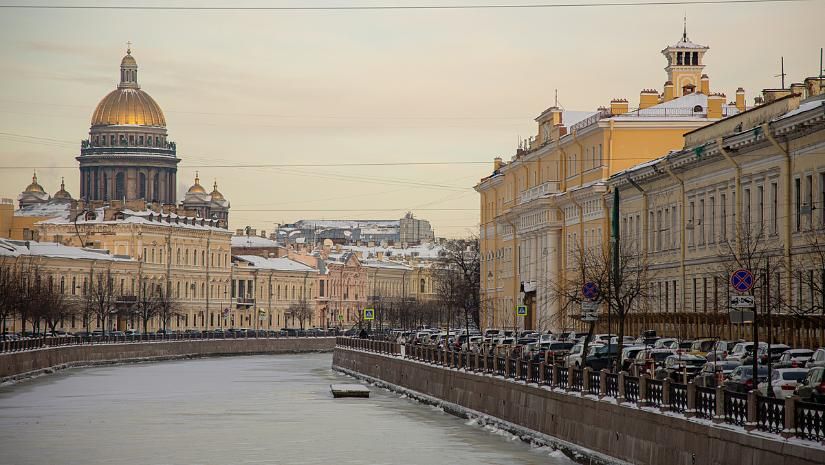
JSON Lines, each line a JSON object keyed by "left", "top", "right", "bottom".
{"left": 362, "top": 259, "right": 413, "bottom": 271}
{"left": 231, "top": 235, "right": 280, "bottom": 248}
{"left": 293, "top": 219, "right": 399, "bottom": 229}
{"left": 234, "top": 255, "right": 317, "bottom": 273}
{"left": 0, "top": 239, "right": 133, "bottom": 262}
{"left": 39, "top": 208, "right": 228, "bottom": 232}
{"left": 342, "top": 243, "right": 444, "bottom": 260}
{"left": 776, "top": 96, "right": 825, "bottom": 120}
{"left": 15, "top": 202, "right": 72, "bottom": 218}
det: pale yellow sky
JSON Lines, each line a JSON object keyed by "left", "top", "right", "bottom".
{"left": 0, "top": 1, "right": 823, "bottom": 237}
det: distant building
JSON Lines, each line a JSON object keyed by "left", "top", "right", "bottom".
{"left": 275, "top": 214, "right": 434, "bottom": 247}
{"left": 399, "top": 212, "right": 435, "bottom": 245}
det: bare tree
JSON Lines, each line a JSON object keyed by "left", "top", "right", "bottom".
{"left": 289, "top": 300, "right": 314, "bottom": 330}
{"left": 89, "top": 269, "right": 117, "bottom": 333}
{"left": 0, "top": 259, "right": 20, "bottom": 337}
{"left": 433, "top": 237, "right": 481, "bottom": 337}
{"left": 154, "top": 284, "right": 182, "bottom": 331}
{"left": 548, "top": 239, "right": 650, "bottom": 369}
{"left": 39, "top": 280, "right": 78, "bottom": 334}
{"left": 135, "top": 278, "right": 160, "bottom": 335}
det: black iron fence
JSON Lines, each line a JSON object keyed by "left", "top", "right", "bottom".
{"left": 337, "top": 338, "right": 825, "bottom": 444}
{"left": 1, "top": 331, "right": 335, "bottom": 353}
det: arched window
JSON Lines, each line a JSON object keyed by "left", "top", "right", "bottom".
{"left": 176, "top": 248, "right": 181, "bottom": 264}
{"left": 420, "top": 279, "right": 426, "bottom": 294}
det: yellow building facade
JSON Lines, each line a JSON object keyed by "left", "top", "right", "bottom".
{"left": 607, "top": 80, "right": 825, "bottom": 346}
{"left": 476, "top": 31, "right": 746, "bottom": 332}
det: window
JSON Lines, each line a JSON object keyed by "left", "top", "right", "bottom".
{"left": 806, "top": 174, "right": 814, "bottom": 229}
{"left": 757, "top": 186, "right": 764, "bottom": 230}
{"left": 709, "top": 196, "right": 715, "bottom": 243}
{"left": 699, "top": 198, "right": 705, "bottom": 245}
{"left": 820, "top": 173, "right": 825, "bottom": 226}
{"left": 771, "top": 182, "right": 778, "bottom": 234}
{"left": 720, "top": 193, "right": 727, "bottom": 239}
{"left": 795, "top": 177, "right": 801, "bottom": 231}
{"left": 688, "top": 201, "right": 695, "bottom": 246}
{"left": 743, "top": 188, "right": 751, "bottom": 227}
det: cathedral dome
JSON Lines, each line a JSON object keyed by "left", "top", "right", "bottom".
{"left": 53, "top": 177, "right": 72, "bottom": 200}
{"left": 210, "top": 181, "right": 225, "bottom": 201}
{"left": 91, "top": 88, "right": 166, "bottom": 127}
{"left": 187, "top": 173, "right": 207, "bottom": 194}
{"left": 90, "top": 47, "right": 166, "bottom": 127}
{"left": 25, "top": 172, "right": 45, "bottom": 193}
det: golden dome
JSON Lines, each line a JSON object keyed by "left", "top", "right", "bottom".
{"left": 210, "top": 181, "right": 225, "bottom": 201}
{"left": 121, "top": 53, "right": 137, "bottom": 67}
{"left": 187, "top": 173, "right": 207, "bottom": 194}
{"left": 91, "top": 88, "right": 166, "bottom": 127}
{"left": 53, "top": 177, "right": 72, "bottom": 200}
{"left": 25, "top": 172, "right": 45, "bottom": 193}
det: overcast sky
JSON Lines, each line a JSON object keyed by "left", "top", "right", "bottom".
{"left": 0, "top": 0, "right": 823, "bottom": 237}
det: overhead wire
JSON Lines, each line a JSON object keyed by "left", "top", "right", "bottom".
{"left": 0, "top": 0, "right": 813, "bottom": 10}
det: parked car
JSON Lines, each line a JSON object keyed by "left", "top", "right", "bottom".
{"left": 653, "top": 338, "right": 679, "bottom": 349}
{"left": 794, "top": 367, "right": 825, "bottom": 403}
{"left": 634, "top": 329, "right": 659, "bottom": 346}
{"left": 723, "top": 365, "right": 770, "bottom": 393}
{"left": 655, "top": 354, "right": 707, "bottom": 383}
{"left": 585, "top": 344, "right": 621, "bottom": 371}
{"left": 531, "top": 342, "right": 575, "bottom": 363}
{"left": 774, "top": 349, "right": 815, "bottom": 368}
{"left": 565, "top": 343, "right": 592, "bottom": 368}
{"left": 593, "top": 334, "right": 616, "bottom": 344}
{"left": 688, "top": 338, "right": 716, "bottom": 356}
{"left": 609, "top": 336, "right": 637, "bottom": 345}
{"left": 631, "top": 348, "right": 676, "bottom": 377}
{"left": 806, "top": 348, "right": 825, "bottom": 368}
{"left": 757, "top": 368, "right": 809, "bottom": 399}
{"left": 705, "top": 340, "right": 743, "bottom": 361}
{"left": 726, "top": 342, "right": 768, "bottom": 363}
{"left": 620, "top": 345, "right": 647, "bottom": 372}
{"left": 694, "top": 361, "right": 741, "bottom": 388}
{"left": 753, "top": 344, "right": 791, "bottom": 364}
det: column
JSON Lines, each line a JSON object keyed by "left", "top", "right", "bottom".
{"left": 548, "top": 229, "right": 562, "bottom": 332}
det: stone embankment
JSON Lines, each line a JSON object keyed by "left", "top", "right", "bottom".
{"left": 1, "top": 337, "right": 335, "bottom": 382}
{"left": 333, "top": 344, "right": 825, "bottom": 465}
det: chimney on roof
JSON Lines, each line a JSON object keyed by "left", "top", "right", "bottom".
{"left": 493, "top": 157, "right": 503, "bottom": 172}
{"left": 707, "top": 93, "right": 726, "bottom": 119}
{"left": 639, "top": 89, "right": 659, "bottom": 110}
{"left": 663, "top": 81, "right": 675, "bottom": 102}
{"left": 610, "top": 99, "right": 628, "bottom": 115}
{"left": 790, "top": 82, "right": 806, "bottom": 98}
{"left": 550, "top": 107, "right": 563, "bottom": 126}
{"left": 260, "top": 230, "right": 266, "bottom": 238}
{"left": 735, "top": 88, "right": 746, "bottom": 112}
{"left": 804, "top": 77, "right": 825, "bottom": 97}
{"left": 700, "top": 74, "right": 710, "bottom": 95}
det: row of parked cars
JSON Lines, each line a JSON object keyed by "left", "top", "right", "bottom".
{"left": 391, "top": 328, "right": 825, "bottom": 403}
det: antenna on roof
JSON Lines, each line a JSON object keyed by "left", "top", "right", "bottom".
{"left": 774, "top": 56, "right": 787, "bottom": 89}
{"left": 554, "top": 88, "right": 558, "bottom": 107}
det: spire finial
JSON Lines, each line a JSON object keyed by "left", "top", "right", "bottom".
{"left": 126, "top": 41, "right": 132, "bottom": 55}
{"left": 195, "top": 171, "right": 200, "bottom": 184}
{"left": 213, "top": 180, "right": 218, "bottom": 191}
{"left": 60, "top": 177, "right": 65, "bottom": 189}
{"left": 683, "top": 14, "right": 688, "bottom": 41}
{"left": 32, "top": 170, "right": 37, "bottom": 183}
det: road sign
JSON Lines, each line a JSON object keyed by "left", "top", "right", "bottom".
{"left": 729, "top": 295, "right": 755, "bottom": 308}
{"left": 729, "top": 309, "right": 755, "bottom": 324}
{"left": 581, "top": 312, "right": 598, "bottom": 322}
{"left": 363, "top": 308, "right": 375, "bottom": 320}
{"left": 516, "top": 305, "right": 528, "bottom": 317}
{"left": 730, "top": 269, "right": 754, "bottom": 293}
{"left": 581, "top": 301, "right": 599, "bottom": 321}
{"left": 582, "top": 282, "right": 599, "bottom": 300}
{"left": 582, "top": 301, "right": 599, "bottom": 312}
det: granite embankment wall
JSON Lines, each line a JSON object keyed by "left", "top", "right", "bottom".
{"left": 1, "top": 337, "right": 335, "bottom": 381}
{"left": 333, "top": 347, "right": 825, "bottom": 465}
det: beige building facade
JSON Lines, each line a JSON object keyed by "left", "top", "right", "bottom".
{"left": 607, "top": 82, "right": 825, "bottom": 346}
{"left": 476, "top": 31, "right": 746, "bottom": 333}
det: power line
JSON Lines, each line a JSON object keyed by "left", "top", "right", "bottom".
{"left": 0, "top": 0, "right": 812, "bottom": 11}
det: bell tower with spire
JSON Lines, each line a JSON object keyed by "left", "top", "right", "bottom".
{"left": 661, "top": 18, "right": 709, "bottom": 98}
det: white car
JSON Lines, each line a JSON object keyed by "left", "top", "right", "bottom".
{"left": 775, "top": 349, "right": 814, "bottom": 368}
{"left": 757, "top": 368, "right": 809, "bottom": 398}
{"left": 565, "top": 343, "right": 603, "bottom": 368}
{"left": 654, "top": 338, "right": 679, "bottom": 349}
{"left": 727, "top": 342, "right": 768, "bottom": 363}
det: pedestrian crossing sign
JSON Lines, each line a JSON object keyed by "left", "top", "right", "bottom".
{"left": 516, "top": 305, "right": 528, "bottom": 317}
{"left": 364, "top": 308, "right": 375, "bottom": 320}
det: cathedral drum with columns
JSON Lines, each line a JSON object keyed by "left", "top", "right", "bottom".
{"left": 78, "top": 46, "right": 179, "bottom": 205}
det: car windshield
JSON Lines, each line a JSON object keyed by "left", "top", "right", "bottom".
{"left": 652, "top": 352, "right": 672, "bottom": 362}
{"left": 781, "top": 371, "right": 807, "bottom": 381}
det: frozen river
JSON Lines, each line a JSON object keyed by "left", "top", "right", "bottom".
{"left": 0, "top": 353, "right": 580, "bottom": 465}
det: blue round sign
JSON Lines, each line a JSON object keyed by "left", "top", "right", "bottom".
{"left": 730, "top": 269, "right": 754, "bottom": 293}
{"left": 582, "top": 282, "right": 599, "bottom": 300}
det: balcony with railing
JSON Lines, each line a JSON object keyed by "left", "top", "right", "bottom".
{"left": 518, "top": 181, "right": 560, "bottom": 205}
